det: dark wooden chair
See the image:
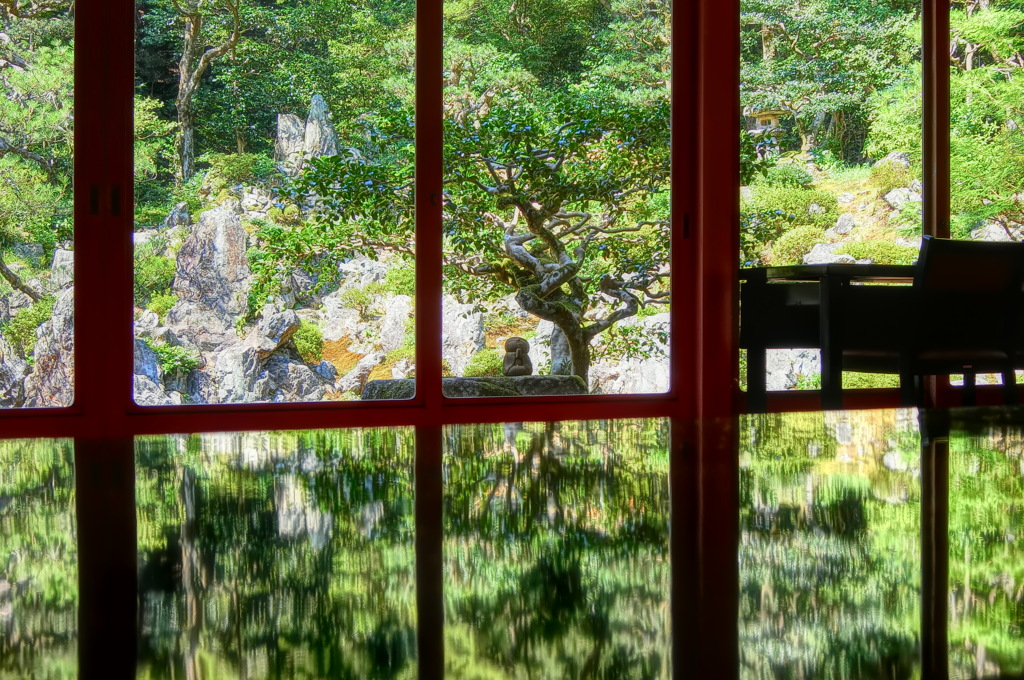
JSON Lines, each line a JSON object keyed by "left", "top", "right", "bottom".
{"left": 838, "top": 235, "right": 1024, "bottom": 406}
{"left": 739, "top": 268, "right": 821, "bottom": 412}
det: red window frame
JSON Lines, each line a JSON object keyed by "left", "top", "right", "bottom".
{"left": 5, "top": 0, "right": 966, "bottom": 676}
{"left": 10, "top": 0, "right": 736, "bottom": 674}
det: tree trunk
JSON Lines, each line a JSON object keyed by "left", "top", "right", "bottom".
{"left": 515, "top": 286, "right": 591, "bottom": 385}
{"left": 548, "top": 326, "right": 574, "bottom": 376}
{"left": 0, "top": 252, "right": 42, "bottom": 302}
{"left": 173, "top": 0, "right": 240, "bottom": 184}
{"left": 176, "top": 101, "right": 196, "bottom": 184}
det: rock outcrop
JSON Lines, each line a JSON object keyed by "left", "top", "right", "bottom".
{"left": 167, "top": 207, "right": 250, "bottom": 333}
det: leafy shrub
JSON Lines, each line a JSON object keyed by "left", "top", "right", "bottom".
{"left": 1, "top": 296, "right": 55, "bottom": 360}
{"left": 134, "top": 254, "right": 177, "bottom": 307}
{"left": 764, "top": 225, "right": 827, "bottom": 266}
{"left": 740, "top": 209, "right": 796, "bottom": 264}
{"left": 759, "top": 164, "right": 815, "bottom": 189}
{"left": 870, "top": 161, "right": 914, "bottom": 195}
{"left": 146, "top": 341, "right": 200, "bottom": 375}
{"left": 464, "top": 348, "right": 503, "bottom": 377}
{"left": 744, "top": 186, "right": 838, "bottom": 231}
{"left": 842, "top": 372, "right": 901, "bottom": 389}
{"left": 200, "top": 152, "right": 275, "bottom": 193}
{"left": 338, "top": 283, "right": 385, "bottom": 319}
{"left": 383, "top": 266, "right": 416, "bottom": 296}
{"left": 835, "top": 241, "right": 918, "bottom": 265}
{"left": 146, "top": 293, "right": 178, "bottom": 321}
{"left": 293, "top": 322, "right": 324, "bottom": 364}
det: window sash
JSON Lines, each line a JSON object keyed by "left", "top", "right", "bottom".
{"left": 0, "top": 0, "right": 710, "bottom": 437}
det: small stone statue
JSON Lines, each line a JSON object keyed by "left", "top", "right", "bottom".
{"left": 503, "top": 337, "right": 533, "bottom": 376}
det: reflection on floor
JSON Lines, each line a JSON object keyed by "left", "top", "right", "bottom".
{"left": 740, "top": 410, "right": 922, "bottom": 679}
{"left": 2, "top": 412, "right": 1023, "bottom": 679}
{"left": 442, "top": 420, "right": 671, "bottom": 679}
{"left": 0, "top": 439, "right": 76, "bottom": 679}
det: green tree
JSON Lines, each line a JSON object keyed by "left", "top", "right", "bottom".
{"left": 741, "top": 0, "right": 916, "bottom": 159}
{"left": 0, "top": 0, "right": 72, "bottom": 300}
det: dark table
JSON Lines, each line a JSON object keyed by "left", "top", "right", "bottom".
{"left": 740, "top": 263, "right": 916, "bottom": 411}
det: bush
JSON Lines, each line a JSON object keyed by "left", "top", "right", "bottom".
{"left": 293, "top": 322, "right": 324, "bottom": 364}
{"left": 743, "top": 186, "right": 838, "bottom": 231}
{"left": 146, "top": 293, "right": 178, "bottom": 321}
{"left": 383, "top": 266, "right": 416, "bottom": 296}
{"left": 835, "top": 241, "right": 918, "bottom": 265}
{"left": 464, "top": 348, "right": 503, "bottom": 377}
{"left": 759, "top": 164, "right": 815, "bottom": 189}
{"left": 200, "top": 152, "right": 275, "bottom": 194}
{"left": 134, "top": 254, "right": 177, "bottom": 307}
{"left": 842, "top": 372, "right": 901, "bottom": 389}
{"left": 338, "top": 283, "right": 384, "bottom": 319}
{"left": 870, "top": 161, "right": 914, "bottom": 195}
{"left": 146, "top": 341, "right": 200, "bottom": 375}
{"left": 1, "top": 296, "right": 55, "bottom": 360}
{"left": 765, "top": 225, "right": 827, "bottom": 266}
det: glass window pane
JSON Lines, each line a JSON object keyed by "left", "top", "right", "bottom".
{"left": 0, "top": 4, "right": 74, "bottom": 409}
{"left": 0, "top": 438, "right": 77, "bottom": 676}
{"left": 443, "top": 419, "right": 671, "bottom": 677}
{"left": 135, "top": 428, "right": 417, "bottom": 678}
{"left": 739, "top": 410, "right": 921, "bottom": 678}
{"left": 739, "top": 0, "right": 922, "bottom": 395}
{"left": 438, "top": 0, "right": 671, "bottom": 398}
{"left": 133, "top": 1, "right": 416, "bottom": 405}
{"left": 948, "top": 424, "right": 1024, "bottom": 677}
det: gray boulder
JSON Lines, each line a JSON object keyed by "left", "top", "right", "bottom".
{"left": 0, "top": 334, "right": 28, "bottom": 407}
{"left": 379, "top": 295, "right": 412, "bottom": 353}
{"left": 443, "top": 297, "right": 485, "bottom": 375}
{"left": 275, "top": 113, "right": 305, "bottom": 175}
{"left": 765, "top": 348, "right": 820, "bottom": 391}
{"left": 972, "top": 223, "right": 1024, "bottom": 242}
{"left": 167, "top": 207, "right": 251, "bottom": 333}
{"left": 263, "top": 352, "right": 330, "bottom": 402}
{"left": 210, "top": 345, "right": 268, "bottom": 403}
{"left": 361, "top": 375, "right": 588, "bottom": 400}
{"left": 49, "top": 249, "right": 73, "bottom": 289}
{"left": 133, "top": 338, "right": 163, "bottom": 383}
{"left": 134, "top": 374, "right": 174, "bottom": 406}
{"left": 303, "top": 95, "right": 339, "bottom": 160}
{"left": 161, "top": 202, "right": 191, "bottom": 230}
{"left": 803, "top": 243, "right": 855, "bottom": 265}
{"left": 248, "top": 310, "right": 300, "bottom": 360}
{"left": 884, "top": 188, "right": 921, "bottom": 211}
{"left": 833, "top": 213, "right": 856, "bottom": 235}
{"left": 874, "top": 151, "right": 911, "bottom": 169}
{"left": 336, "top": 351, "right": 384, "bottom": 395}
{"left": 23, "top": 288, "right": 74, "bottom": 407}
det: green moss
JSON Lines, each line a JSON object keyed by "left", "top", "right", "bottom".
{"left": 835, "top": 241, "right": 918, "bottom": 265}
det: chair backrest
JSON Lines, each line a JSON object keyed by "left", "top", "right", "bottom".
{"left": 914, "top": 235, "right": 1024, "bottom": 350}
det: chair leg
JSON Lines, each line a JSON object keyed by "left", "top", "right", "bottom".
{"left": 1002, "top": 368, "right": 1018, "bottom": 405}
{"left": 963, "top": 370, "right": 977, "bottom": 406}
{"left": 899, "top": 371, "right": 918, "bottom": 407}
